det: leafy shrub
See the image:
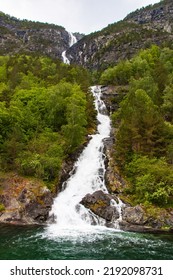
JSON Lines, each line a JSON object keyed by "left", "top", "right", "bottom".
{"left": 125, "top": 155, "right": 173, "bottom": 206}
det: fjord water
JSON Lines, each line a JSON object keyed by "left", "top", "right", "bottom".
{"left": 0, "top": 224, "right": 173, "bottom": 260}
{"left": 0, "top": 86, "right": 173, "bottom": 260}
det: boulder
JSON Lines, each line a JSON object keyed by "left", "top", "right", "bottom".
{"left": 80, "top": 190, "right": 120, "bottom": 224}
{"left": 122, "top": 205, "right": 148, "bottom": 225}
{"left": 119, "top": 205, "right": 173, "bottom": 233}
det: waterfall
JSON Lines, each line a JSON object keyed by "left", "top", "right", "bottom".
{"left": 62, "top": 32, "right": 77, "bottom": 64}
{"left": 47, "top": 86, "right": 123, "bottom": 237}
{"left": 68, "top": 32, "right": 77, "bottom": 47}
{"left": 62, "top": 51, "right": 70, "bottom": 64}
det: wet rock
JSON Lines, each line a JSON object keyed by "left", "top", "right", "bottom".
{"left": 57, "top": 141, "right": 90, "bottom": 192}
{"left": 0, "top": 211, "right": 22, "bottom": 224}
{"left": 80, "top": 190, "right": 120, "bottom": 223}
{"left": 104, "top": 140, "right": 127, "bottom": 194}
{"left": 18, "top": 188, "right": 28, "bottom": 203}
{"left": 25, "top": 187, "right": 53, "bottom": 223}
{"left": 0, "top": 194, "right": 11, "bottom": 207}
{"left": 25, "top": 201, "right": 49, "bottom": 223}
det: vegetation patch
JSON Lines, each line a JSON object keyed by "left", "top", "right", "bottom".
{"left": 100, "top": 45, "right": 173, "bottom": 209}
{"left": 0, "top": 54, "right": 94, "bottom": 187}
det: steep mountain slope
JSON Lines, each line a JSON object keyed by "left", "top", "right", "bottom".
{"left": 0, "top": 11, "right": 71, "bottom": 59}
{"left": 67, "top": 0, "right": 173, "bottom": 70}
{"left": 0, "top": 0, "right": 173, "bottom": 70}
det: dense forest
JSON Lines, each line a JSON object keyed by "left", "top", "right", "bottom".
{"left": 0, "top": 54, "right": 94, "bottom": 187}
{"left": 100, "top": 45, "right": 173, "bottom": 208}
{"left": 1, "top": 46, "right": 173, "bottom": 210}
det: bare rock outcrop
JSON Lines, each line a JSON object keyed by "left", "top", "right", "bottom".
{"left": 0, "top": 173, "right": 53, "bottom": 225}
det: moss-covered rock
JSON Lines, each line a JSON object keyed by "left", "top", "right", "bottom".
{"left": 80, "top": 190, "right": 120, "bottom": 226}
{"left": 119, "top": 204, "right": 173, "bottom": 233}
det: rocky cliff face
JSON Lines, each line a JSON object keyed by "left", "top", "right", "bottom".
{"left": 67, "top": 0, "right": 173, "bottom": 70}
{"left": 0, "top": 173, "right": 53, "bottom": 225}
{"left": 0, "top": 12, "right": 71, "bottom": 59}
{"left": 125, "top": 0, "right": 172, "bottom": 32}
{"left": 1, "top": 1, "right": 173, "bottom": 69}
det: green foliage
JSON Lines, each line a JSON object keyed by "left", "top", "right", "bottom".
{"left": 113, "top": 88, "right": 165, "bottom": 166}
{"left": 15, "top": 130, "right": 64, "bottom": 180}
{"left": 0, "top": 11, "right": 65, "bottom": 31}
{"left": 100, "top": 45, "right": 171, "bottom": 90}
{"left": 131, "top": 56, "right": 150, "bottom": 78}
{"left": 129, "top": 76, "right": 158, "bottom": 104}
{"left": 0, "top": 101, "right": 11, "bottom": 143}
{"left": 61, "top": 86, "right": 87, "bottom": 152}
{"left": 0, "top": 54, "right": 92, "bottom": 182}
{"left": 103, "top": 45, "right": 173, "bottom": 208}
{"left": 0, "top": 203, "right": 5, "bottom": 211}
{"left": 162, "top": 85, "right": 173, "bottom": 123}
{"left": 125, "top": 156, "right": 173, "bottom": 207}
{"left": 100, "top": 60, "right": 132, "bottom": 85}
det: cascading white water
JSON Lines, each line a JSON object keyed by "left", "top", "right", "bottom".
{"left": 62, "top": 51, "right": 70, "bottom": 64}
{"left": 47, "top": 86, "right": 123, "bottom": 238}
{"left": 62, "top": 32, "right": 77, "bottom": 64}
{"left": 68, "top": 31, "right": 77, "bottom": 47}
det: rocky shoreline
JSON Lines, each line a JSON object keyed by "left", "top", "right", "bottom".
{"left": 0, "top": 173, "right": 53, "bottom": 225}
{"left": 81, "top": 189, "right": 173, "bottom": 233}
{"left": 0, "top": 141, "right": 89, "bottom": 225}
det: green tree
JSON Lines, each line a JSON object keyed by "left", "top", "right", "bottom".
{"left": 0, "top": 54, "right": 92, "bottom": 182}
{"left": 129, "top": 75, "right": 158, "bottom": 104}
{"left": 62, "top": 85, "right": 87, "bottom": 151}
{"left": 131, "top": 56, "right": 150, "bottom": 79}
{"left": 125, "top": 155, "right": 173, "bottom": 206}
{"left": 46, "top": 82, "right": 74, "bottom": 131}
{"left": 162, "top": 85, "right": 173, "bottom": 123}
{"left": 113, "top": 89, "right": 165, "bottom": 166}
{"left": 100, "top": 60, "right": 132, "bottom": 85}
{"left": 0, "top": 102, "right": 10, "bottom": 144}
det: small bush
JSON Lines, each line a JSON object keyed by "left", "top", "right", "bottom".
{"left": 0, "top": 203, "right": 5, "bottom": 211}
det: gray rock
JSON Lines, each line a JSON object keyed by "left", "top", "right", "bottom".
{"left": 81, "top": 190, "right": 120, "bottom": 222}
{"left": 67, "top": 1, "right": 173, "bottom": 70}
{"left": 0, "top": 175, "right": 53, "bottom": 225}
{"left": 122, "top": 206, "right": 148, "bottom": 225}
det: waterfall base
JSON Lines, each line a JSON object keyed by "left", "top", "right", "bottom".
{"left": 47, "top": 85, "right": 124, "bottom": 233}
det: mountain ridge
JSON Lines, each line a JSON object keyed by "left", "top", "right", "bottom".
{"left": 0, "top": 0, "right": 173, "bottom": 69}
{"left": 67, "top": 0, "right": 173, "bottom": 70}
{"left": 0, "top": 11, "right": 73, "bottom": 59}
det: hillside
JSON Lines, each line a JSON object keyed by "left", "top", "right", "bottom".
{"left": 0, "top": 11, "right": 71, "bottom": 59}
{"left": 67, "top": 0, "right": 173, "bottom": 70}
{"left": 1, "top": 1, "right": 173, "bottom": 70}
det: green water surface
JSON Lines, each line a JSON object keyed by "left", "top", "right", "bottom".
{"left": 0, "top": 224, "right": 173, "bottom": 260}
